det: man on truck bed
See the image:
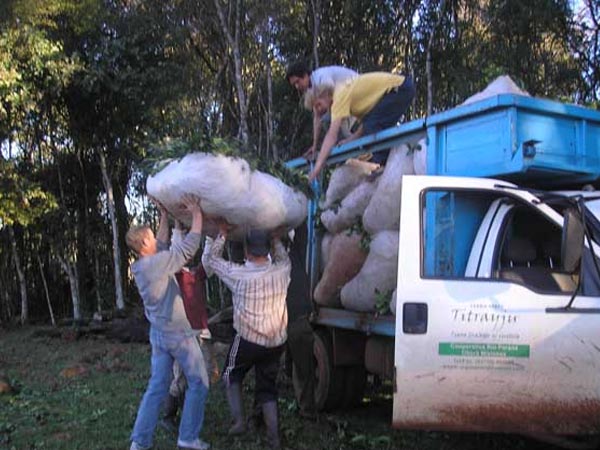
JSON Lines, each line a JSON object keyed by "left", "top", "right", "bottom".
{"left": 307, "top": 71, "right": 415, "bottom": 182}
{"left": 286, "top": 61, "right": 358, "bottom": 160}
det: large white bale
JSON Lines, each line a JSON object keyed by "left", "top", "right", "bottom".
{"left": 321, "top": 158, "right": 380, "bottom": 210}
{"left": 461, "top": 75, "right": 530, "bottom": 105}
{"left": 340, "top": 231, "right": 399, "bottom": 312}
{"left": 147, "top": 152, "right": 308, "bottom": 233}
{"left": 390, "top": 289, "right": 397, "bottom": 315}
{"left": 321, "top": 179, "right": 378, "bottom": 234}
{"left": 362, "top": 145, "right": 414, "bottom": 234}
{"left": 314, "top": 231, "right": 368, "bottom": 307}
{"left": 320, "top": 233, "right": 334, "bottom": 275}
{"left": 412, "top": 138, "right": 428, "bottom": 175}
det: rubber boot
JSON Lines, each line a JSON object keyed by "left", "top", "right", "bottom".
{"left": 261, "top": 401, "right": 281, "bottom": 449}
{"left": 226, "top": 382, "right": 246, "bottom": 435}
{"left": 158, "top": 394, "right": 179, "bottom": 435}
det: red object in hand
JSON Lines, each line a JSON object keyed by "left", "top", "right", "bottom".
{"left": 176, "top": 266, "right": 209, "bottom": 330}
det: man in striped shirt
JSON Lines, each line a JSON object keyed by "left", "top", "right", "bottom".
{"left": 202, "top": 224, "right": 291, "bottom": 449}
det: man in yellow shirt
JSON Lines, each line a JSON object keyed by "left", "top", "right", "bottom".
{"left": 307, "top": 72, "right": 415, "bottom": 181}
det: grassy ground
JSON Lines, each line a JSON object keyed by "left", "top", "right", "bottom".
{"left": 0, "top": 327, "right": 556, "bottom": 450}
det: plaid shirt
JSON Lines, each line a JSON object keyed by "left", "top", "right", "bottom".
{"left": 202, "top": 235, "right": 291, "bottom": 347}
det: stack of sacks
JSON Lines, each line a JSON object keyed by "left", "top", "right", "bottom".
{"left": 146, "top": 153, "right": 308, "bottom": 238}
{"left": 362, "top": 145, "right": 414, "bottom": 234}
{"left": 313, "top": 231, "right": 368, "bottom": 307}
{"left": 340, "top": 230, "right": 399, "bottom": 312}
{"left": 312, "top": 159, "right": 379, "bottom": 306}
{"left": 321, "top": 179, "right": 379, "bottom": 234}
{"left": 320, "top": 158, "right": 380, "bottom": 210}
{"left": 315, "top": 144, "right": 415, "bottom": 314}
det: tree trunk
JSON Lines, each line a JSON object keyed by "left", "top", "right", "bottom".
{"left": 99, "top": 151, "right": 125, "bottom": 310}
{"left": 310, "top": 0, "right": 321, "bottom": 68}
{"left": 37, "top": 254, "right": 56, "bottom": 326}
{"left": 8, "top": 225, "right": 28, "bottom": 325}
{"left": 94, "top": 250, "right": 103, "bottom": 313}
{"left": 261, "top": 17, "right": 276, "bottom": 160}
{"left": 56, "top": 253, "right": 82, "bottom": 322}
{"left": 214, "top": 0, "right": 249, "bottom": 148}
{"left": 426, "top": 0, "right": 445, "bottom": 116}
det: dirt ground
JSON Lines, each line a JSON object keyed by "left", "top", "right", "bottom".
{"left": 0, "top": 326, "right": 562, "bottom": 450}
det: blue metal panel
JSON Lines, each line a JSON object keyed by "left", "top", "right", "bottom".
{"left": 286, "top": 118, "right": 426, "bottom": 170}
{"left": 313, "top": 307, "right": 396, "bottom": 337}
{"left": 427, "top": 94, "right": 600, "bottom": 183}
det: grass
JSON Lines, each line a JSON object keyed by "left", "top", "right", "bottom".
{"left": 0, "top": 327, "right": 556, "bottom": 450}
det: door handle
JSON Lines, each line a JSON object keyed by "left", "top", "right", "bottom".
{"left": 403, "top": 302, "right": 428, "bottom": 334}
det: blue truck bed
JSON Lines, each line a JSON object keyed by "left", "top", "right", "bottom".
{"left": 288, "top": 94, "right": 600, "bottom": 187}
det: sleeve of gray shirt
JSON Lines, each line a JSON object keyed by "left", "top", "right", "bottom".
{"left": 132, "top": 232, "right": 202, "bottom": 308}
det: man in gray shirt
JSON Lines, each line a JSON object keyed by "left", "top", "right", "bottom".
{"left": 127, "top": 194, "right": 210, "bottom": 450}
{"left": 286, "top": 61, "right": 358, "bottom": 159}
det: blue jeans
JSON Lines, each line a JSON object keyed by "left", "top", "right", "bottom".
{"left": 131, "top": 327, "right": 209, "bottom": 448}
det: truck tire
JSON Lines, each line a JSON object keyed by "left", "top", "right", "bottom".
{"left": 292, "top": 328, "right": 345, "bottom": 411}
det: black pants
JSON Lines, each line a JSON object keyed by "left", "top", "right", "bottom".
{"left": 222, "top": 333, "right": 285, "bottom": 404}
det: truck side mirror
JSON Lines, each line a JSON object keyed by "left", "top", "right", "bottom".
{"left": 561, "top": 208, "right": 584, "bottom": 273}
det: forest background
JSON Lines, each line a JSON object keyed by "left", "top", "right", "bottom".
{"left": 1, "top": 0, "right": 599, "bottom": 325}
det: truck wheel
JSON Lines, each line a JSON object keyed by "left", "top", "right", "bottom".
{"left": 313, "top": 329, "right": 345, "bottom": 410}
{"left": 341, "top": 365, "right": 366, "bottom": 408}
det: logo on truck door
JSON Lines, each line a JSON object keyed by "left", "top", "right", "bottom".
{"left": 440, "top": 304, "right": 529, "bottom": 371}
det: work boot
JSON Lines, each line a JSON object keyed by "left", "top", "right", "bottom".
{"left": 261, "top": 400, "right": 281, "bottom": 449}
{"left": 158, "top": 393, "right": 179, "bottom": 435}
{"left": 225, "top": 382, "right": 246, "bottom": 435}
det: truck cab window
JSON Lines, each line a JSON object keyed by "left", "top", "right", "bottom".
{"left": 495, "top": 207, "right": 576, "bottom": 294}
{"left": 421, "top": 189, "right": 577, "bottom": 294}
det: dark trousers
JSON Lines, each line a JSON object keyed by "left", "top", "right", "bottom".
{"left": 222, "top": 333, "right": 284, "bottom": 404}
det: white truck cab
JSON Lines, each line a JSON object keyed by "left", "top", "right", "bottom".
{"left": 394, "top": 175, "right": 600, "bottom": 436}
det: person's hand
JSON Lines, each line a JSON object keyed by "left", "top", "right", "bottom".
{"left": 181, "top": 194, "right": 203, "bottom": 217}
{"left": 337, "top": 136, "right": 353, "bottom": 147}
{"left": 148, "top": 195, "right": 167, "bottom": 215}
{"left": 212, "top": 217, "right": 233, "bottom": 238}
{"left": 303, "top": 145, "right": 316, "bottom": 161}
{"left": 308, "top": 169, "right": 317, "bottom": 183}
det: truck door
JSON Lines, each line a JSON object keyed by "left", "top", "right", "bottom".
{"left": 393, "top": 175, "right": 600, "bottom": 435}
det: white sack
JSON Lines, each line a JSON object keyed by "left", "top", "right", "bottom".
{"left": 320, "top": 233, "right": 334, "bottom": 275}
{"left": 321, "top": 159, "right": 379, "bottom": 210}
{"left": 314, "top": 231, "right": 368, "bottom": 307}
{"left": 340, "top": 231, "right": 399, "bottom": 312}
{"left": 321, "top": 179, "right": 378, "bottom": 234}
{"left": 461, "top": 75, "right": 530, "bottom": 106}
{"left": 363, "top": 145, "right": 414, "bottom": 234}
{"left": 147, "top": 152, "right": 308, "bottom": 234}
{"left": 390, "top": 289, "right": 397, "bottom": 315}
{"left": 412, "top": 138, "right": 428, "bottom": 175}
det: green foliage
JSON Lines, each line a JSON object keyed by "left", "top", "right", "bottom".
{"left": 0, "top": 160, "right": 57, "bottom": 227}
{"left": 0, "top": 327, "right": 568, "bottom": 449}
{"left": 347, "top": 220, "right": 371, "bottom": 251}
{"left": 374, "top": 288, "right": 394, "bottom": 316}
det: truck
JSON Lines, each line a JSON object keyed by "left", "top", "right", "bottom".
{"left": 285, "top": 93, "right": 600, "bottom": 444}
